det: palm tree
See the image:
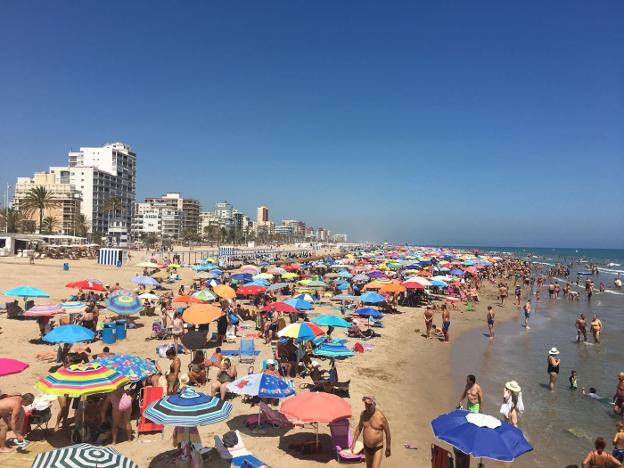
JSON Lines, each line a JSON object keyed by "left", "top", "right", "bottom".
{"left": 42, "top": 216, "right": 59, "bottom": 234}
{"left": 104, "top": 197, "right": 123, "bottom": 218}
{"left": 20, "top": 219, "right": 37, "bottom": 233}
{"left": 19, "top": 186, "right": 60, "bottom": 233}
{"left": 74, "top": 214, "right": 90, "bottom": 237}
{"left": 0, "top": 206, "right": 22, "bottom": 233}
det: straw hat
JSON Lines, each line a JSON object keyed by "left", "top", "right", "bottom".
{"left": 548, "top": 347, "right": 560, "bottom": 355}
{"left": 505, "top": 381, "right": 522, "bottom": 393}
{"left": 179, "top": 373, "right": 190, "bottom": 385}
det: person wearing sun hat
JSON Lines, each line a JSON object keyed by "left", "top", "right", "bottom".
{"left": 547, "top": 347, "right": 561, "bottom": 391}
{"left": 500, "top": 380, "right": 524, "bottom": 427}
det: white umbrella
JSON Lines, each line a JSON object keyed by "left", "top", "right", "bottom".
{"left": 404, "top": 276, "right": 432, "bottom": 287}
{"left": 138, "top": 293, "right": 160, "bottom": 300}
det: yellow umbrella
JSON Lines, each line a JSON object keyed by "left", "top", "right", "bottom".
{"left": 182, "top": 304, "right": 223, "bottom": 325}
{"left": 282, "top": 272, "right": 299, "bottom": 279}
{"left": 212, "top": 284, "right": 236, "bottom": 299}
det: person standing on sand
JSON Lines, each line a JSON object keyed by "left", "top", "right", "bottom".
{"left": 486, "top": 305, "right": 495, "bottom": 339}
{"left": 351, "top": 396, "right": 391, "bottom": 468}
{"left": 523, "top": 300, "right": 531, "bottom": 329}
{"left": 458, "top": 374, "right": 483, "bottom": 413}
{"left": 576, "top": 314, "right": 588, "bottom": 342}
{"left": 0, "top": 393, "right": 34, "bottom": 453}
{"left": 423, "top": 306, "right": 433, "bottom": 339}
{"left": 441, "top": 304, "right": 451, "bottom": 343}
{"left": 499, "top": 283, "right": 508, "bottom": 306}
{"left": 514, "top": 284, "right": 522, "bottom": 305}
{"left": 547, "top": 348, "right": 561, "bottom": 391}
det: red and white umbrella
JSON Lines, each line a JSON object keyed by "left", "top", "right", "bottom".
{"left": 65, "top": 280, "right": 106, "bottom": 292}
{"left": 24, "top": 304, "right": 65, "bottom": 317}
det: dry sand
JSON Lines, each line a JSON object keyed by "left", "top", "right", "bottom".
{"left": 0, "top": 256, "right": 520, "bottom": 467}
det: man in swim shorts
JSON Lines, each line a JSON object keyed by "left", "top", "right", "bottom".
{"left": 523, "top": 300, "right": 531, "bottom": 329}
{"left": 442, "top": 305, "right": 450, "bottom": 343}
{"left": 576, "top": 314, "right": 587, "bottom": 342}
{"left": 486, "top": 305, "right": 495, "bottom": 339}
{"left": 614, "top": 372, "right": 624, "bottom": 420}
{"left": 458, "top": 374, "right": 483, "bottom": 413}
{"left": 351, "top": 396, "right": 391, "bottom": 468}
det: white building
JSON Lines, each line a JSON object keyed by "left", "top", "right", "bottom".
{"left": 65, "top": 142, "right": 137, "bottom": 235}
{"left": 132, "top": 201, "right": 181, "bottom": 239}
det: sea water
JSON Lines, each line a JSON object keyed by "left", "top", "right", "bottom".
{"left": 451, "top": 249, "right": 624, "bottom": 467}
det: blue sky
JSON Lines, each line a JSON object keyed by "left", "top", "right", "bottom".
{"left": 1, "top": 1, "right": 622, "bottom": 247}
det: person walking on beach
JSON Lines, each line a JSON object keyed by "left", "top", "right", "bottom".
{"left": 523, "top": 300, "right": 531, "bottom": 329}
{"left": 458, "top": 374, "right": 483, "bottom": 413}
{"left": 499, "top": 283, "right": 508, "bottom": 306}
{"left": 514, "top": 284, "right": 522, "bottom": 305}
{"left": 486, "top": 305, "right": 495, "bottom": 339}
{"left": 441, "top": 305, "right": 451, "bottom": 343}
{"left": 591, "top": 314, "right": 602, "bottom": 343}
{"left": 576, "top": 314, "right": 588, "bottom": 342}
{"left": 581, "top": 437, "right": 621, "bottom": 467}
{"left": 351, "top": 396, "right": 391, "bottom": 468}
{"left": 547, "top": 348, "right": 561, "bottom": 391}
{"left": 423, "top": 306, "right": 433, "bottom": 339}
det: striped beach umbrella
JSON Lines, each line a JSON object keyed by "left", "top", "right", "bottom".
{"left": 313, "top": 342, "right": 355, "bottom": 359}
{"left": 227, "top": 373, "right": 295, "bottom": 399}
{"left": 32, "top": 443, "right": 138, "bottom": 468}
{"left": 144, "top": 387, "right": 232, "bottom": 427}
{"left": 192, "top": 290, "right": 217, "bottom": 302}
{"left": 35, "top": 362, "right": 128, "bottom": 397}
{"left": 105, "top": 290, "right": 143, "bottom": 315}
{"left": 94, "top": 354, "right": 158, "bottom": 383}
{"left": 23, "top": 304, "right": 65, "bottom": 317}
{"left": 59, "top": 301, "right": 87, "bottom": 312}
{"left": 278, "top": 322, "right": 325, "bottom": 341}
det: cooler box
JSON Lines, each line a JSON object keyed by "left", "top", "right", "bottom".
{"left": 116, "top": 320, "right": 127, "bottom": 340}
{"left": 63, "top": 263, "right": 70, "bottom": 271}
{"left": 102, "top": 322, "right": 116, "bottom": 344}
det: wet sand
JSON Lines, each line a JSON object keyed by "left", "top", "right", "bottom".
{"left": 0, "top": 256, "right": 520, "bottom": 467}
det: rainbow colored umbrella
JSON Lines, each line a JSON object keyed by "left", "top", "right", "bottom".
{"left": 0, "top": 358, "right": 29, "bottom": 377}
{"left": 105, "top": 290, "right": 143, "bottom": 315}
{"left": 94, "top": 354, "right": 158, "bottom": 382}
{"left": 278, "top": 322, "right": 325, "bottom": 341}
{"left": 192, "top": 290, "right": 217, "bottom": 302}
{"left": 35, "top": 362, "right": 129, "bottom": 397}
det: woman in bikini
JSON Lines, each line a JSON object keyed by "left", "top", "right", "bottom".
{"left": 100, "top": 387, "right": 133, "bottom": 444}
{"left": 581, "top": 437, "right": 621, "bottom": 467}
{"left": 210, "top": 358, "right": 237, "bottom": 400}
{"left": 188, "top": 350, "right": 207, "bottom": 386}
{"left": 166, "top": 347, "right": 181, "bottom": 395}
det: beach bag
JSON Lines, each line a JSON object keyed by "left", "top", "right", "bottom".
{"left": 222, "top": 430, "right": 239, "bottom": 448}
{"left": 353, "top": 342, "right": 365, "bottom": 353}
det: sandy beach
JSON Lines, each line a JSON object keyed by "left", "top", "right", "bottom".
{"left": 0, "top": 255, "right": 522, "bottom": 467}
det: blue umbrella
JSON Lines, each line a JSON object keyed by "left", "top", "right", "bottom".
{"left": 284, "top": 297, "right": 314, "bottom": 310}
{"left": 450, "top": 269, "right": 465, "bottom": 276}
{"left": 360, "top": 292, "right": 385, "bottom": 303}
{"left": 430, "top": 279, "right": 448, "bottom": 288}
{"left": 431, "top": 409, "right": 533, "bottom": 462}
{"left": 4, "top": 286, "right": 49, "bottom": 298}
{"left": 230, "top": 273, "right": 252, "bottom": 282}
{"left": 335, "top": 281, "right": 350, "bottom": 291}
{"left": 145, "top": 387, "right": 232, "bottom": 427}
{"left": 355, "top": 307, "right": 384, "bottom": 318}
{"left": 312, "top": 315, "right": 351, "bottom": 328}
{"left": 227, "top": 373, "right": 295, "bottom": 399}
{"left": 43, "top": 324, "right": 95, "bottom": 343}
{"left": 105, "top": 291, "right": 143, "bottom": 315}
{"left": 131, "top": 276, "right": 160, "bottom": 287}
{"left": 337, "top": 271, "right": 352, "bottom": 278}
{"left": 313, "top": 342, "right": 354, "bottom": 359}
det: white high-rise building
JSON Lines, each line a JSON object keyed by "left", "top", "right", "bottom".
{"left": 67, "top": 142, "right": 137, "bottom": 234}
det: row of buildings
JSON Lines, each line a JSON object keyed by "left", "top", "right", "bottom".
{"left": 9, "top": 142, "right": 348, "bottom": 246}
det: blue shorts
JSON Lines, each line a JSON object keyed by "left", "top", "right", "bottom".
{"left": 524, "top": 312, "right": 531, "bottom": 318}
{"left": 613, "top": 448, "right": 624, "bottom": 462}
{"left": 488, "top": 320, "right": 494, "bottom": 326}
{"left": 442, "top": 321, "right": 451, "bottom": 331}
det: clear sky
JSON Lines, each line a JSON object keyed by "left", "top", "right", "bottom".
{"left": 1, "top": 1, "right": 622, "bottom": 248}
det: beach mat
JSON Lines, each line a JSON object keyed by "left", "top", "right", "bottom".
{"left": 221, "top": 350, "right": 261, "bottom": 357}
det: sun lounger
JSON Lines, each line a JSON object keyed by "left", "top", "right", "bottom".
{"left": 329, "top": 418, "right": 365, "bottom": 463}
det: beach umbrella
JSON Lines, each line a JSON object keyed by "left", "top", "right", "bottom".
{"left": 253, "top": 273, "right": 273, "bottom": 280}
{"left": 352, "top": 274, "right": 370, "bottom": 282}
{"left": 402, "top": 281, "right": 425, "bottom": 290}
{"left": 182, "top": 304, "right": 223, "bottom": 325}
{"left": 278, "top": 322, "right": 325, "bottom": 341}
{"left": 355, "top": 308, "right": 384, "bottom": 319}
{"left": 311, "top": 315, "right": 351, "bottom": 328}
{"left": 230, "top": 273, "right": 252, "bottom": 282}
{"left": 302, "top": 280, "right": 328, "bottom": 288}
{"left": 194, "top": 271, "right": 213, "bottom": 279}
{"left": 236, "top": 285, "right": 267, "bottom": 295}
{"left": 337, "top": 271, "right": 352, "bottom": 278}
{"left": 0, "top": 358, "right": 29, "bottom": 377}
{"left": 281, "top": 272, "right": 299, "bottom": 280}
{"left": 450, "top": 269, "right": 465, "bottom": 276}
{"left": 43, "top": 324, "right": 95, "bottom": 344}
{"left": 366, "top": 270, "right": 384, "bottom": 279}
{"left": 4, "top": 286, "right": 49, "bottom": 298}
{"left": 431, "top": 409, "right": 533, "bottom": 462}
{"left": 240, "top": 265, "right": 260, "bottom": 274}
{"left": 32, "top": 443, "right": 138, "bottom": 468}
{"left": 464, "top": 266, "right": 478, "bottom": 274}
{"left": 181, "top": 330, "right": 208, "bottom": 350}
{"left": 282, "top": 393, "right": 352, "bottom": 444}
{"left": 261, "top": 302, "right": 298, "bottom": 313}
{"left": 94, "top": 354, "right": 158, "bottom": 383}
{"left": 144, "top": 386, "right": 232, "bottom": 427}
{"left": 313, "top": 342, "right": 355, "bottom": 359}
{"left": 59, "top": 301, "right": 86, "bottom": 311}
{"left": 105, "top": 290, "right": 143, "bottom": 316}
{"left": 192, "top": 290, "right": 217, "bottom": 302}
{"left": 284, "top": 297, "right": 314, "bottom": 311}
{"left": 173, "top": 295, "right": 201, "bottom": 304}
{"left": 227, "top": 373, "right": 295, "bottom": 399}
{"left": 243, "top": 279, "right": 270, "bottom": 287}
{"left": 405, "top": 276, "right": 432, "bottom": 287}
{"left": 138, "top": 293, "right": 160, "bottom": 301}
{"left": 296, "top": 293, "right": 317, "bottom": 303}
{"left": 360, "top": 292, "right": 385, "bottom": 303}
{"left": 283, "top": 263, "right": 301, "bottom": 271}
{"left": 212, "top": 284, "right": 236, "bottom": 299}
{"left": 65, "top": 280, "right": 106, "bottom": 292}
{"left": 23, "top": 304, "right": 65, "bottom": 317}
{"left": 266, "top": 282, "right": 289, "bottom": 291}
{"left": 379, "top": 283, "right": 406, "bottom": 294}
{"left": 331, "top": 294, "right": 361, "bottom": 302}
{"left": 131, "top": 275, "right": 160, "bottom": 287}
{"left": 430, "top": 279, "right": 448, "bottom": 288}
{"left": 35, "top": 362, "right": 128, "bottom": 397}
{"left": 136, "top": 261, "right": 160, "bottom": 268}
{"left": 267, "top": 267, "right": 286, "bottom": 275}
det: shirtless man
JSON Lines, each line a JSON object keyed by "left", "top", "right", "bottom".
{"left": 499, "top": 284, "right": 508, "bottom": 306}
{"left": 0, "top": 393, "right": 34, "bottom": 452}
{"left": 523, "top": 300, "right": 531, "bottom": 329}
{"left": 486, "top": 305, "right": 495, "bottom": 339}
{"left": 458, "top": 374, "right": 483, "bottom": 413}
{"left": 351, "top": 396, "right": 391, "bottom": 468}
{"left": 441, "top": 305, "right": 450, "bottom": 343}
{"left": 614, "top": 372, "right": 624, "bottom": 420}
{"left": 576, "top": 314, "right": 588, "bottom": 342}
{"left": 423, "top": 306, "right": 433, "bottom": 339}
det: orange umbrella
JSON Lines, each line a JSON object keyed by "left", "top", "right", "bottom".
{"left": 362, "top": 280, "right": 388, "bottom": 290}
{"left": 379, "top": 283, "right": 406, "bottom": 294}
{"left": 174, "top": 295, "right": 201, "bottom": 304}
{"left": 417, "top": 270, "right": 432, "bottom": 277}
{"left": 212, "top": 284, "right": 236, "bottom": 300}
{"left": 182, "top": 304, "right": 223, "bottom": 325}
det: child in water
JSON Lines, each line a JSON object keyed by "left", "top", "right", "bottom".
{"left": 569, "top": 370, "right": 578, "bottom": 390}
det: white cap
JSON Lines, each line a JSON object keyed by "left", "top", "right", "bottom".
{"left": 311, "top": 360, "right": 320, "bottom": 368}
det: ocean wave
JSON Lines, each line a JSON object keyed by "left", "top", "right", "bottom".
{"left": 597, "top": 267, "right": 624, "bottom": 275}
{"left": 603, "top": 289, "right": 624, "bottom": 296}
{"left": 606, "top": 263, "right": 621, "bottom": 267}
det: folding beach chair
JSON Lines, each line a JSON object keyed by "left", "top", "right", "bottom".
{"left": 431, "top": 444, "right": 454, "bottom": 468}
{"left": 137, "top": 386, "right": 164, "bottom": 437}
{"left": 238, "top": 338, "right": 256, "bottom": 364}
{"left": 329, "top": 418, "right": 365, "bottom": 463}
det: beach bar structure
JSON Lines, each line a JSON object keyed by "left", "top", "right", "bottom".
{"left": 97, "top": 248, "right": 127, "bottom": 266}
